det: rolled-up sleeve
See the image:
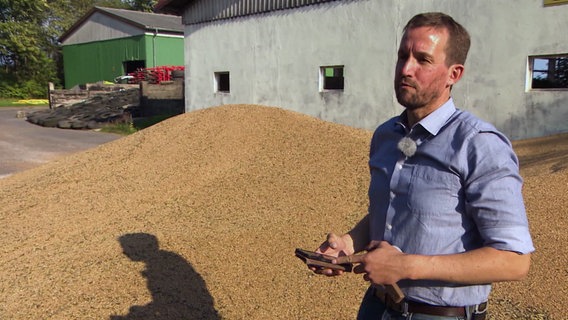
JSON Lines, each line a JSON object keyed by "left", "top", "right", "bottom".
{"left": 464, "top": 131, "right": 535, "bottom": 254}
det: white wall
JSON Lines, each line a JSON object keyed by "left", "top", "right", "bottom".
{"left": 183, "top": 0, "right": 568, "bottom": 140}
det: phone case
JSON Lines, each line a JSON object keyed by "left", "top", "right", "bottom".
{"left": 294, "top": 248, "right": 353, "bottom": 272}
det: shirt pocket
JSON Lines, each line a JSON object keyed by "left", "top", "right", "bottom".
{"left": 408, "top": 165, "right": 463, "bottom": 217}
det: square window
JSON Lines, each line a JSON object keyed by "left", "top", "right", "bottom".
{"left": 320, "top": 66, "right": 344, "bottom": 91}
{"left": 529, "top": 54, "right": 568, "bottom": 89}
{"left": 215, "top": 71, "right": 230, "bottom": 93}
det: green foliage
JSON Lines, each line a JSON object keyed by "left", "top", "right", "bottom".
{"left": 0, "top": 98, "right": 19, "bottom": 107}
{"left": 0, "top": 98, "right": 48, "bottom": 107}
{"left": 100, "top": 114, "right": 175, "bottom": 135}
{"left": 0, "top": 0, "right": 159, "bottom": 99}
{"left": 0, "top": 0, "right": 56, "bottom": 98}
{"left": 100, "top": 122, "right": 138, "bottom": 135}
{"left": 0, "top": 80, "right": 47, "bottom": 99}
{"left": 124, "top": 0, "right": 157, "bottom": 12}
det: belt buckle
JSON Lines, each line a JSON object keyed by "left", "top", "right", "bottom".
{"left": 385, "top": 293, "right": 408, "bottom": 316}
{"left": 374, "top": 286, "right": 410, "bottom": 316}
{"left": 400, "top": 301, "right": 409, "bottom": 317}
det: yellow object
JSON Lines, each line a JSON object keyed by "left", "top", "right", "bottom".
{"left": 544, "top": 0, "right": 568, "bottom": 5}
{"left": 14, "top": 99, "right": 49, "bottom": 105}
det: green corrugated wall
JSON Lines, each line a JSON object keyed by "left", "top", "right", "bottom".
{"left": 62, "top": 35, "right": 184, "bottom": 88}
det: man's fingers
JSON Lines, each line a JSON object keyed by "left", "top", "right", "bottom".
{"left": 334, "top": 254, "right": 364, "bottom": 264}
{"left": 311, "top": 266, "right": 344, "bottom": 276}
{"left": 326, "top": 233, "right": 339, "bottom": 249}
{"left": 353, "top": 263, "right": 366, "bottom": 274}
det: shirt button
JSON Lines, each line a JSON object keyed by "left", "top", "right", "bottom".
{"left": 386, "top": 224, "right": 393, "bottom": 230}
{"left": 396, "top": 163, "right": 403, "bottom": 170}
{"left": 389, "top": 192, "right": 395, "bottom": 199}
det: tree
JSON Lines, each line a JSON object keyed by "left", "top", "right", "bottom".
{"left": 126, "top": 0, "right": 157, "bottom": 12}
{"left": 0, "top": 0, "right": 159, "bottom": 98}
{"left": 0, "top": 0, "right": 56, "bottom": 97}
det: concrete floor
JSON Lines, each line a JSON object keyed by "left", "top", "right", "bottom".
{"left": 0, "top": 107, "right": 121, "bottom": 179}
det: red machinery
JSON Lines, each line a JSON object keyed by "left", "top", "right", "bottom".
{"left": 128, "top": 66, "right": 185, "bottom": 84}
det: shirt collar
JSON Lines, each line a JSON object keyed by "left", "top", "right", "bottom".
{"left": 397, "top": 98, "right": 457, "bottom": 136}
{"left": 419, "top": 98, "right": 457, "bottom": 136}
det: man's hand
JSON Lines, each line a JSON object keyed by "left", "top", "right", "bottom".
{"left": 352, "top": 241, "right": 407, "bottom": 285}
{"left": 332, "top": 241, "right": 406, "bottom": 303}
{"left": 311, "top": 233, "right": 355, "bottom": 276}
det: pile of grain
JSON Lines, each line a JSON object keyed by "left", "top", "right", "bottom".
{"left": 0, "top": 105, "right": 566, "bottom": 319}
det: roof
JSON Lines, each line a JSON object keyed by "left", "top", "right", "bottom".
{"left": 59, "top": 6, "right": 183, "bottom": 43}
{"left": 154, "top": 0, "right": 343, "bottom": 25}
{"left": 154, "top": 0, "right": 189, "bottom": 15}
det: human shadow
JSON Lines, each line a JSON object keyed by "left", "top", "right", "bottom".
{"left": 110, "top": 233, "right": 220, "bottom": 319}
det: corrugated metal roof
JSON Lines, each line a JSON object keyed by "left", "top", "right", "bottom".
{"left": 59, "top": 6, "right": 183, "bottom": 43}
{"left": 155, "top": 0, "right": 342, "bottom": 24}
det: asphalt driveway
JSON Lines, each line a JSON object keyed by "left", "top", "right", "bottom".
{"left": 0, "top": 107, "right": 121, "bottom": 179}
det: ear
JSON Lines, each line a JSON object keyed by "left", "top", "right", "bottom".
{"left": 447, "top": 64, "right": 465, "bottom": 86}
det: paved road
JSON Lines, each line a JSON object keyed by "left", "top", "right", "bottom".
{"left": 0, "top": 107, "right": 121, "bottom": 179}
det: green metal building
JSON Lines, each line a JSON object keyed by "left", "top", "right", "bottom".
{"left": 59, "top": 7, "right": 184, "bottom": 88}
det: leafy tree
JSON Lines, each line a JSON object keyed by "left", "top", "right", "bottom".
{"left": 0, "top": 0, "right": 56, "bottom": 97}
{"left": 0, "top": 0, "right": 159, "bottom": 98}
{"left": 126, "top": 0, "right": 157, "bottom": 12}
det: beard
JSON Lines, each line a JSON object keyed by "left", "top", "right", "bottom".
{"left": 395, "top": 81, "right": 442, "bottom": 110}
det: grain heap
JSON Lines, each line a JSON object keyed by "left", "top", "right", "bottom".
{"left": 0, "top": 105, "right": 566, "bottom": 319}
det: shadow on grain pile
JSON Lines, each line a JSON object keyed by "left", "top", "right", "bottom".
{"left": 0, "top": 105, "right": 372, "bottom": 319}
{"left": 0, "top": 105, "right": 566, "bottom": 319}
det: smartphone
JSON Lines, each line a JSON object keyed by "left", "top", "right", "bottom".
{"left": 294, "top": 248, "right": 353, "bottom": 272}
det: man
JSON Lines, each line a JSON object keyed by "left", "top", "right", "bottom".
{"left": 312, "top": 12, "right": 534, "bottom": 320}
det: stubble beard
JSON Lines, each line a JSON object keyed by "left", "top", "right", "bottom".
{"left": 395, "top": 83, "right": 441, "bottom": 111}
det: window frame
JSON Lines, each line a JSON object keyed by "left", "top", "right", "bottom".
{"left": 214, "top": 71, "right": 230, "bottom": 93}
{"left": 527, "top": 54, "right": 568, "bottom": 91}
{"left": 319, "top": 65, "right": 345, "bottom": 92}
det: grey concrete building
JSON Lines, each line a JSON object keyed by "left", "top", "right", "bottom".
{"left": 156, "top": 0, "right": 568, "bottom": 140}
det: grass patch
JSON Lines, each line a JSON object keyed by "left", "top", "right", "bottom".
{"left": 5, "top": 99, "right": 49, "bottom": 106}
{"left": 0, "top": 99, "right": 20, "bottom": 107}
{"left": 100, "top": 122, "right": 138, "bottom": 135}
{"left": 0, "top": 98, "right": 49, "bottom": 107}
{"left": 100, "top": 114, "right": 176, "bottom": 135}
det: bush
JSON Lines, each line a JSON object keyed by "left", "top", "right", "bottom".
{"left": 0, "top": 79, "right": 48, "bottom": 99}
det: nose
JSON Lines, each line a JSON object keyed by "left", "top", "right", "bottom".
{"left": 398, "top": 57, "right": 416, "bottom": 77}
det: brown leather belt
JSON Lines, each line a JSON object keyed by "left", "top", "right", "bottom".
{"left": 374, "top": 286, "right": 488, "bottom": 317}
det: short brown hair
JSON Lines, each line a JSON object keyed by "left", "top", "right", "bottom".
{"left": 403, "top": 12, "right": 471, "bottom": 66}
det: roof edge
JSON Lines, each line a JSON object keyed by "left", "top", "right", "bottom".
{"left": 59, "top": 6, "right": 182, "bottom": 43}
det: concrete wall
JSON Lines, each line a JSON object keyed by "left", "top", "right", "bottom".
{"left": 139, "top": 80, "right": 185, "bottom": 117}
{"left": 182, "top": 0, "right": 568, "bottom": 140}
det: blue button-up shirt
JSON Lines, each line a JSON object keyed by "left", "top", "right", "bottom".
{"left": 368, "top": 99, "right": 534, "bottom": 306}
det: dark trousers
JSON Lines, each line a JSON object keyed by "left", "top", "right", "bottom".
{"left": 357, "top": 287, "right": 479, "bottom": 320}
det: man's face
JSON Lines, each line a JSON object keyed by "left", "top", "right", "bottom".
{"left": 394, "top": 26, "right": 453, "bottom": 111}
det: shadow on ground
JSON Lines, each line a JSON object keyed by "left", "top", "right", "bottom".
{"left": 110, "top": 233, "right": 220, "bottom": 320}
